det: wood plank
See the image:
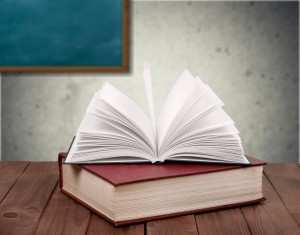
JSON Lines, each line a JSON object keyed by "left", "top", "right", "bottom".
{"left": 241, "top": 174, "right": 300, "bottom": 234}
{"left": 264, "top": 164, "right": 300, "bottom": 226}
{"left": 147, "top": 215, "right": 198, "bottom": 235}
{"left": 33, "top": 186, "right": 91, "bottom": 235}
{"left": 0, "top": 162, "right": 58, "bottom": 235}
{"left": 195, "top": 208, "right": 250, "bottom": 235}
{"left": 0, "top": 161, "right": 30, "bottom": 202}
{"left": 87, "top": 214, "right": 144, "bottom": 235}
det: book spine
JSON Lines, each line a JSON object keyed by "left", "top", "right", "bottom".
{"left": 58, "top": 152, "right": 67, "bottom": 189}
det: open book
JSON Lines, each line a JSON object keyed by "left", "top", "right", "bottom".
{"left": 66, "top": 63, "right": 249, "bottom": 164}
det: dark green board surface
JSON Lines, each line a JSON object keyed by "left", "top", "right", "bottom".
{"left": 0, "top": 0, "right": 126, "bottom": 70}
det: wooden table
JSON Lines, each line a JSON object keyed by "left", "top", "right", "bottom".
{"left": 0, "top": 162, "right": 299, "bottom": 235}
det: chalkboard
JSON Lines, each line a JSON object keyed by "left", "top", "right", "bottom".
{"left": 0, "top": 0, "right": 129, "bottom": 72}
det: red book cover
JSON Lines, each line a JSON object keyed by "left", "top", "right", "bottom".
{"left": 59, "top": 152, "right": 266, "bottom": 187}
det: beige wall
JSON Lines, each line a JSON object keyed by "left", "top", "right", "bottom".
{"left": 2, "top": 1, "right": 299, "bottom": 162}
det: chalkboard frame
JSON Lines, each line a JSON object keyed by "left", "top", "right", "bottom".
{"left": 0, "top": 0, "right": 129, "bottom": 72}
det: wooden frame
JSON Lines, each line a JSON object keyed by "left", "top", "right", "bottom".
{"left": 0, "top": 0, "right": 129, "bottom": 72}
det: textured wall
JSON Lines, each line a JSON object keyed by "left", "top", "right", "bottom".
{"left": 2, "top": 1, "right": 299, "bottom": 162}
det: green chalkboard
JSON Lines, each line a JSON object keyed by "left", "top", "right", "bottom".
{"left": 0, "top": 0, "right": 129, "bottom": 72}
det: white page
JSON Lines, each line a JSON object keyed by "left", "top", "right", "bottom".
{"left": 88, "top": 89, "right": 150, "bottom": 142}
{"left": 159, "top": 84, "right": 209, "bottom": 145}
{"left": 171, "top": 108, "right": 235, "bottom": 139}
{"left": 156, "top": 69, "right": 199, "bottom": 148}
{"left": 69, "top": 126, "right": 154, "bottom": 163}
{"left": 100, "top": 82, "right": 156, "bottom": 151}
{"left": 167, "top": 132, "right": 242, "bottom": 150}
{"left": 75, "top": 131, "right": 152, "bottom": 154}
{"left": 158, "top": 106, "right": 248, "bottom": 164}
{"left": 159, "top": 86, "right": 223, "bottom": 154}
{"left": 79, "top": 157, "right": 151, "bottom": 163}
{"left": 161, "top": 145, "right": 246, "bottom": 163}
{"left": 85, "top": 86, "right": 155, "bottom": 154}
{"left": 70, "top": 150, "right": 154, "bottom": 163}
{"left": 66, "top": 88, "right": 156, "bottom": 163}
{"left": 88, "top": 98, "right": 155, "bottom": 154}
{"left": 67, "top": 112, "right": 155, "bottom": 162}
{"left": 143, "top": 63, "right": 156, "bottom": 133}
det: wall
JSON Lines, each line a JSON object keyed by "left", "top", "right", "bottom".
{"left": 2, "top": 1, "right": 299, "bottom": 162}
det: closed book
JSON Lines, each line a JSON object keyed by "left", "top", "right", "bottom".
{"left": 58, "top": 152, "right": 266, "bottom": 227}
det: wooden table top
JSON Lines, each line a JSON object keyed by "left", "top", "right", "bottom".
{"left": 0, "top": 162, "right": 299, "bottom": 235}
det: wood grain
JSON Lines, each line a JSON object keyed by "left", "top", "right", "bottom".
{"left": 264, "top": 164, "right": 300, "bottom": 226}
{"left": 33, "top": 186, "right": 91, "bottom": 235}
{"left": 147, "top": 215, "right": 198, "bottom": 235}
{"left": 195, "top": 208, "right": 250, "bottom": 235}
{"left": 241, "top": 175, "right": 300, "bottom": 235}
{"left": 0, "top": 162, "right": 58, "bottom": 235}
{"left": 0, "top": 161, "right": 30, "bottom": 202}
{"left": 87, "top": 214, "right": 144, "bottom": 235}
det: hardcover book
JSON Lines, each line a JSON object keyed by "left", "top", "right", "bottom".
{"left": 65, "top": 64, "right": 248, "bottom": 165}
{"left": 58, "top": 152, "right": 266, "bottom": 227}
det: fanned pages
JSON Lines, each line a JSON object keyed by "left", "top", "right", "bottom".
{"left": 66, "top": 64, "right": 249, "bottom": 164}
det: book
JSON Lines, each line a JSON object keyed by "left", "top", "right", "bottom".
{"left": 65, "top": 63, "right": 248, "bottom": 164}
{"left": 58, "top": 152, "right": 266, "bottom": 226}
